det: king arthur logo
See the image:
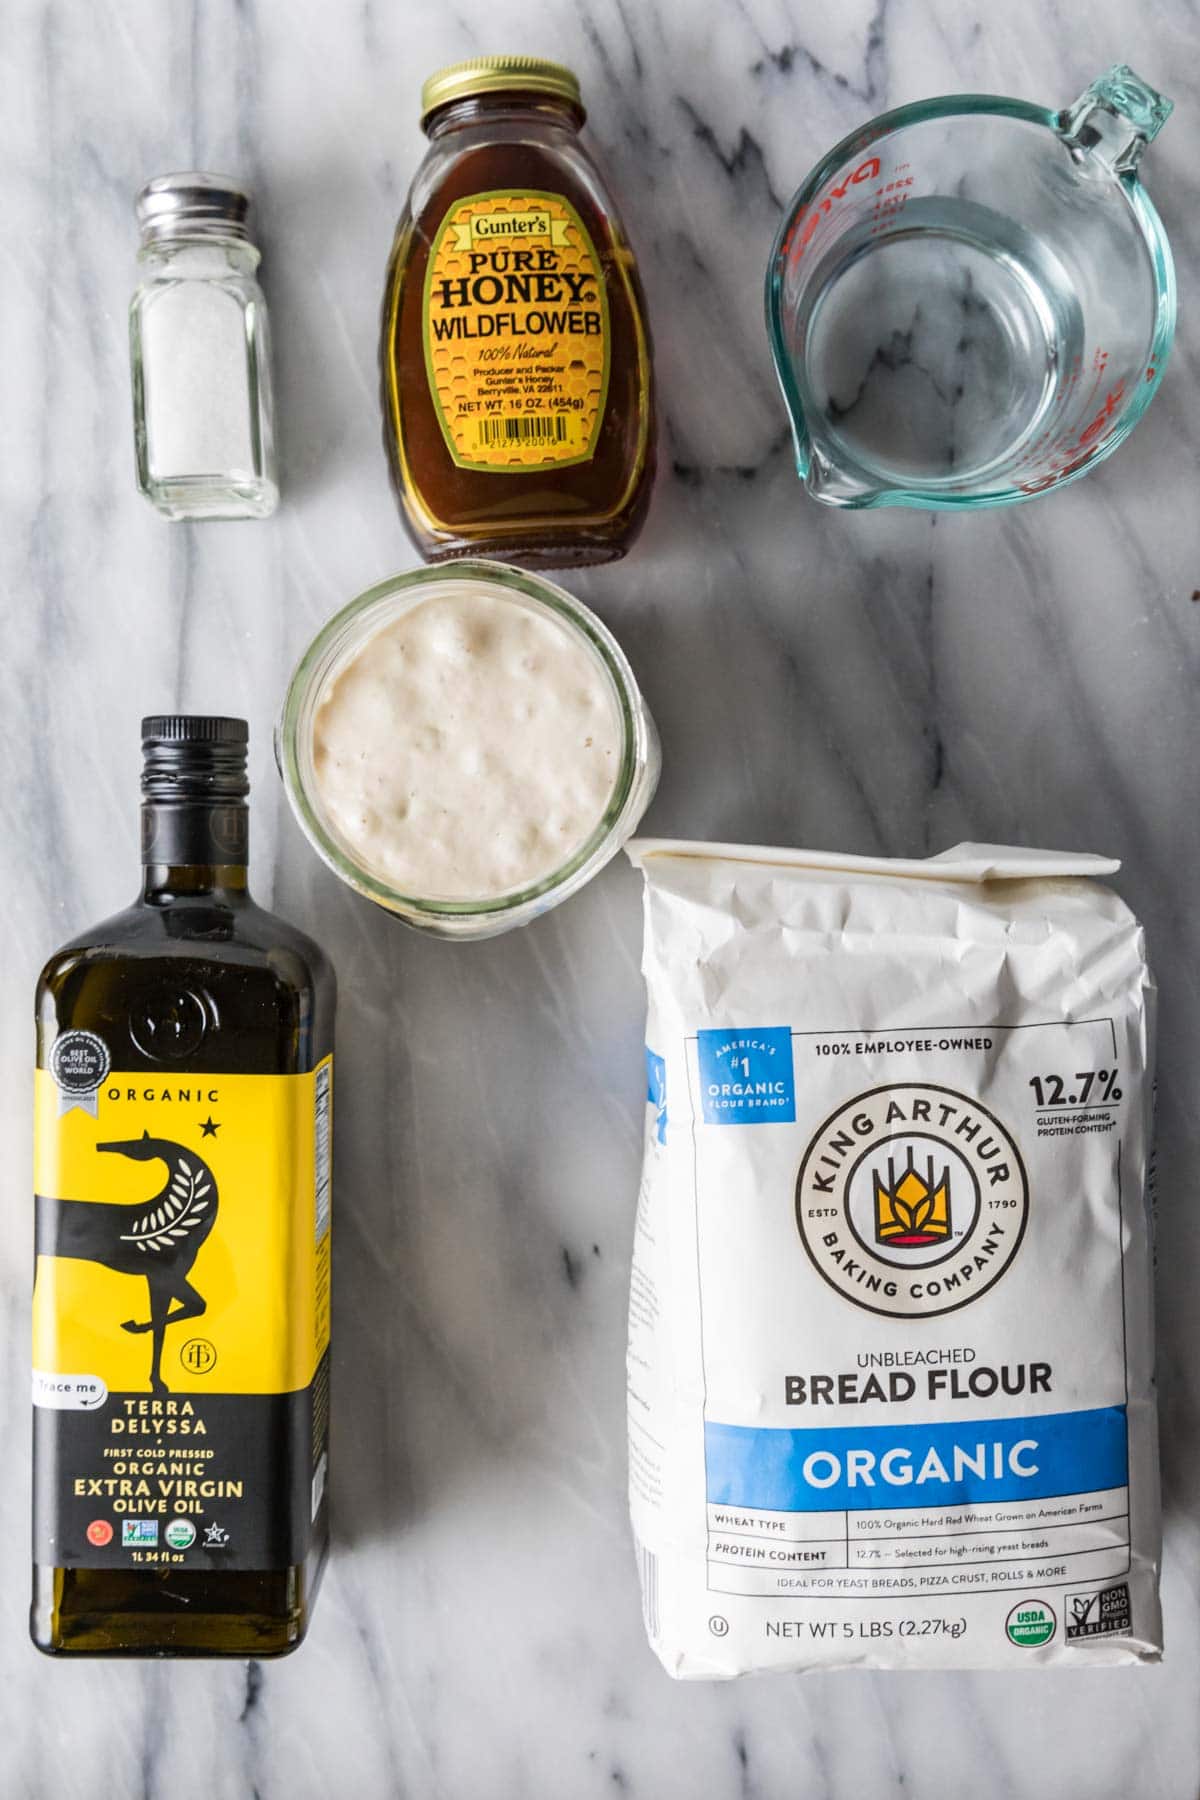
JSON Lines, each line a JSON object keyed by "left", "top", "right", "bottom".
{"left": 796, "top": 1084, "right": 1029, "bottom": 1318}
{"left": 874, "top": 1150, "right": 951, "bottom": 1248}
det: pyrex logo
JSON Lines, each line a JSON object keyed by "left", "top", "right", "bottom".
{"left": 795, "top": 1084, "right": 1029, "bottom": 1318}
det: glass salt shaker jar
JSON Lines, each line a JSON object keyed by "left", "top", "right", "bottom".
{"left": 130, "top": 173, "right": 278, "bottom": 521}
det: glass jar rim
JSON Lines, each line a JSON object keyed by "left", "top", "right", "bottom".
{"left": 278, "top": 560, "right": 647, "bottom": 919}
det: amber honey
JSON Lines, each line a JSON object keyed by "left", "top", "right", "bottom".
{"left": 381, "top": 57, "right": 656, "bottom": 567}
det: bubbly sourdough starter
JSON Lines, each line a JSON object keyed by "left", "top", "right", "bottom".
{"left": 311, "top": 584, "right": 623, "bottom": 900}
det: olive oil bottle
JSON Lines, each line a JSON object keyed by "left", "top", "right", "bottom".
{"left": 31, "top": 717, "right": 335, "bottom": 1656}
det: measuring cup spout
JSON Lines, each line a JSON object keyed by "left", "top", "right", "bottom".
{"left": 1056, "top": 65, "right": 1172, "bottom": 176}
{"left": 802, "top": 446, "right": 887, "bottom": 508}
{"left": 774, "top": 379, "right": 891, "bottom": 505}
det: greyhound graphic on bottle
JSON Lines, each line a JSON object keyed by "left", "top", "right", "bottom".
{"left": 35, "top": 1131, "right": 217, "bottom": 1395}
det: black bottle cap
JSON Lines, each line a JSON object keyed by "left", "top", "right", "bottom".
{"left": 142, "top": 715, "right": 248, "bottom": 745}
{"left": 140, "top": 717, "right": 250, "bottom": 864}
{"left": 141, "top": 716, "right": 250, "bottom": 803}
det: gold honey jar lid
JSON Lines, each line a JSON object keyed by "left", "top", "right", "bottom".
{"left": 420, "top": 55, "right": 583, "bottom": 124}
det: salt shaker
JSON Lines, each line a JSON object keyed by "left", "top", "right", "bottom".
{"left": 130, "top": 173, "right": 278, "bottom": 521}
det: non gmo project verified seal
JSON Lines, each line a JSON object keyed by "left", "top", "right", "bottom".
{"left": 697, "top": 1027, "right": 795, "bottom": 1125}
{"left": 1066, "top": 1583, "right": 1132, "bottom": 1640}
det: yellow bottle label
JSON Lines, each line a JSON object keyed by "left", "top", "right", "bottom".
{"left": 32, "top": 1056, "right": 332, "bottom": 1570}
{"left": 422, "top": 188, "right": 610, "bottom": 471}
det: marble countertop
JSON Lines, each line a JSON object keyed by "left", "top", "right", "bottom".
{"left": 4, "top": 2, "right": 1200, "bottom": 1796}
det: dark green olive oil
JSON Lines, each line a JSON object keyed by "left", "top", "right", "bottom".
{"left": 32, "top": 717, "right": 336, "bottom": 1656}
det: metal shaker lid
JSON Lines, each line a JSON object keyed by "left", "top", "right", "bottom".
{"left": 135, "top": 173, "right": 252, "bottom": 244}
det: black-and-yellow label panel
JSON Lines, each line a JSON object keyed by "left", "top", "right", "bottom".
{"left": 32, "top": 1058, "right": 332, "bottom": 1571}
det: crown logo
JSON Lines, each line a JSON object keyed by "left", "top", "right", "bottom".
{"left": 873, "top": 1150, "right": 951, "bottom": 1247}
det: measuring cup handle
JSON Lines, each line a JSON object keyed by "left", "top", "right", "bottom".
{"left": 1056, "top": 65, "right": 1173, "bottom": 175}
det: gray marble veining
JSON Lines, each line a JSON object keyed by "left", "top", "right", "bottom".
{"left": 2, "top": 2, "right": 1199, "bottom": 1796}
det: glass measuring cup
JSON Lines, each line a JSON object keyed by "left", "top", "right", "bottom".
{"left": 766, "top": 66, "right": 1174, "bottom": 508}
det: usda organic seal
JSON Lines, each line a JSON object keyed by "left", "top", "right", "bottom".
{"left": 165, "top": 1518, "right": 196, "bottom": 1551}
{"left": 1006, "top": 1599, "right": 1056, "bottom": 1648}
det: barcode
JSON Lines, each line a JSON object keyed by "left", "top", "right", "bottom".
{"left": 476, "top": 414, "right": 570, "bottom": 447}
{"left": 314, "top": 1063, "right": 332, "bottom": 1244}
{"left": 635, "top": 1536, "right": 661, "bottom": 1640}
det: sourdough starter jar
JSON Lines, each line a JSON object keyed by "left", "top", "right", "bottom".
{"left": 278, "top": 562, "right": 659, "bottom": 938}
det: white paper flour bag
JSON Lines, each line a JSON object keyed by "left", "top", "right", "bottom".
{"left": 625, "top": 840, "right": 1160, "bottom": 1675}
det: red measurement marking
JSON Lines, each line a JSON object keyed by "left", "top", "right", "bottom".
{"left": 1017, "top": 350, "right": 1120, "bottom": 492}
{"left": 786, "top": 157, "right": 883, "bottom": 266}
{"left": 1077, "top": 382, "right": 1125, "bottom": 448}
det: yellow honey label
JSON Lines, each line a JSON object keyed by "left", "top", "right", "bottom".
{"left": 32, "top": 1059, "right": 332, "bottom": 1399}
{"left": 422, "top": 188, "right": 610, "bottom": 471}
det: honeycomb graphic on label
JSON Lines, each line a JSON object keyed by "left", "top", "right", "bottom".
{"left": 422, "top": 189, "right": 610, "bottom": 472}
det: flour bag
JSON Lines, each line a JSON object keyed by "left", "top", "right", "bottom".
{"left": 625, "top": 840, "right": 1160, "bottom": 1674}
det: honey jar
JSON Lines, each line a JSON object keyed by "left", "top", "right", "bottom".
{"left": 380, "top": 56, "right": 656, "bottom": 567}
